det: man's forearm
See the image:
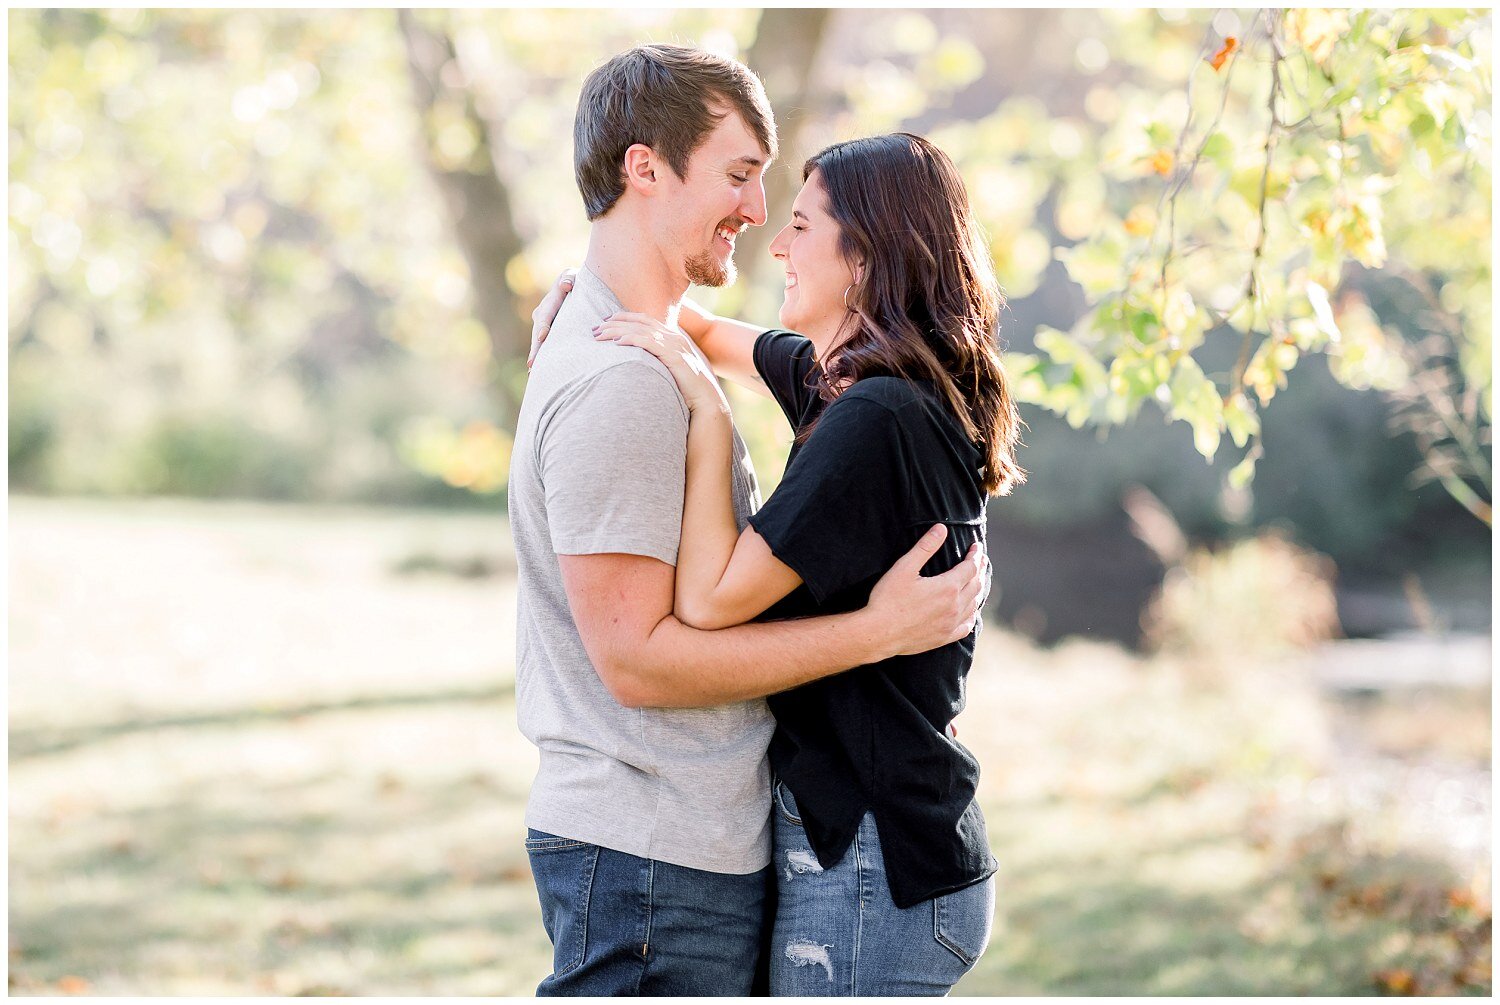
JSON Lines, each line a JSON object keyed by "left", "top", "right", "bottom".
{"left": 619, "top": 608, "right": 894, "bottom": 708}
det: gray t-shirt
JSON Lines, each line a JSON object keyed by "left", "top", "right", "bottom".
{"left": 508, "top": 266, "right": 774, "bottom": 875}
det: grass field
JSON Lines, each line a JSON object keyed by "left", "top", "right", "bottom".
{"left": 8, "top": 497, "right": 1491, "bottom": 995}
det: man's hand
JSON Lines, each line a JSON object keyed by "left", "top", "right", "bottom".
{"left": 528, "top": 268, "right": 579, "bottom": 370}
{"left": 860, "top": 524, "right": 990, "bottom": 660}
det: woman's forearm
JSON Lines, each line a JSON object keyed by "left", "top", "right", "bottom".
{"left": 676, "top": 297, "right": 717, "bottom": 343}
{"left": 678, "top": 297, "right": 769, "bottom": 392}
{"left": 673, "top": 407, "right": 743, "bottom": 623}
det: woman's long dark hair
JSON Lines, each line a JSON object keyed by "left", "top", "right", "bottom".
{"left": 801, "top": 133, "right": 1024, "bottom": 496}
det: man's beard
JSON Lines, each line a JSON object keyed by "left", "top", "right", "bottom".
{"left": 685, "top": 248, "right": 735, "bottom": 288}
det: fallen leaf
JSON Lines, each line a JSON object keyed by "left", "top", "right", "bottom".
{"left": 56, "top": 976, "right": 91, "bottom": 995}
{"left": 1375, "top": 969, "right": 1416, "bottom": 995}
{"left": 270, "top": 870, "right": 304, "bottom": 891}
{"left": 295, "top": 983, "right": 350, "bottom": 996}
{"left": 1448, "top": 888, "right": 1478, "bottom": 912}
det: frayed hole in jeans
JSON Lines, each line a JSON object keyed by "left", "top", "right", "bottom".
{"left": 785, "top": 940, "right": 834, "bottom": 980}
{"left": 783, "top": 849, "right": 823, "bottom": 881}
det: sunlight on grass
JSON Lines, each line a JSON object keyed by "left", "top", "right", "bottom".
{"left": 8, "top": 499, "right": 1490, "bottom": 996}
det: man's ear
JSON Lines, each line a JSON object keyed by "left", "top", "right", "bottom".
{"left": 622, "top": 143, "right": 658, "bottom": 196}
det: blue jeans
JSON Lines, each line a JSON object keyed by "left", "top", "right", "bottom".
{"left": 769, "top": 781, "right": 995, "bottom": 996}
{"left": 525, "top": 828, "right": 770, "bottom": 996}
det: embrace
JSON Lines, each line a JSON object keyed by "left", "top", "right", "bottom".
{"left": 509, "top": 43, "right": 1024, "bottom": 997}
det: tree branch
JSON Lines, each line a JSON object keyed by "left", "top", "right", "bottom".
{"left": 1229, "top": 9, "right": 1286, "bottom": 395}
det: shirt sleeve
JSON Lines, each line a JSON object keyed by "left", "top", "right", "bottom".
{"left": 539, "top": 360, "right": 688, "bottom": 566}
{"left": 753, "top": 329, "right": 819, "bottom": 427}
{"left": 747, "top": 394, "right": 914, "bottom": 603}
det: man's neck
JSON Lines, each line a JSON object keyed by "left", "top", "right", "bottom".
{"left": 584, "top": 217, "right": 686, "bottom": 325}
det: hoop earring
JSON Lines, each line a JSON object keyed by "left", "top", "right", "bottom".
{"left": 842, "top": 284, "right": 855, "bottom": 311}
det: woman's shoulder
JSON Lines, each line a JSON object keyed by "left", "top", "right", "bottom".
{"left": 839, "top": 374, "right": 932, "bottom": 414}
{"left": 756, "top": 328, "right": 816, "bottom": 361}
{"left": 837, "top": 375, "right": 977, "bottom": 452}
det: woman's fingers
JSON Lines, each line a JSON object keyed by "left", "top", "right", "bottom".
{"left": 528, "top": 269, "right": 578, "bottom": 367}
{"left": 592, "top": 326, "right": 663, "bottom": 349}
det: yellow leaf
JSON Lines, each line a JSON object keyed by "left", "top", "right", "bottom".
{"left": 1286, "top": 9, "right": 1349, "bottom": 65}
{"left": 1124, "top": 204, "right": 1156, "bottom": 236}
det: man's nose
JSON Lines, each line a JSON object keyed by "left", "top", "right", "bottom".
{"left": 739, "top": 177, "right": 768, "bottom": 228}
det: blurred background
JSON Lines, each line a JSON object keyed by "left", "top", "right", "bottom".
{"left": 8, "top": 7, "right": 1491, "bottom": 996}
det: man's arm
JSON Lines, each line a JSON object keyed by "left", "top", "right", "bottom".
{"left": 560, "top": 523, "right": 986, "bottom": 709}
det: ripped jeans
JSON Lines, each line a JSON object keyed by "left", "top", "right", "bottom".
{"left": 769, "top": 780, "right": 995, "bottom": 997}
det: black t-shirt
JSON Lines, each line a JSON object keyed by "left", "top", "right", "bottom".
{"left": 748, "top": 329, "right": 997, "bottom": 909}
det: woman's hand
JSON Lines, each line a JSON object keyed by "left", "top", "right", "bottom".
{"left": 528, "top": 268, "right": 578, "bottom": 370}
{"left": 594, "top": 312, "right": 728, "bottom": 416}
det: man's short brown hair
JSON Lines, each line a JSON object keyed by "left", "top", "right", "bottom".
{"left": 574, "top": 44, "right": 777, "bottom": 221}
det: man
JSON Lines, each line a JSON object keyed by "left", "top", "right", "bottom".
{"left": 508, "top": 44, "right": 987, "bottom": 996}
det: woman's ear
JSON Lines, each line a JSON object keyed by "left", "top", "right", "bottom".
{"left": 622, "top": 143, "right": 658, "bottom": 195}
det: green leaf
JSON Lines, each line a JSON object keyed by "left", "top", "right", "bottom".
{"left": 1228, "top": 451, "right": 1258, "bottom": 489}
{"left": 1200, "top": 131, "right": 1233, "bottom": 171}
{"left": 1223, "top": 393, "right": 1260, "bottom": 449}
{"left": 1167, "top": 356, "right": 1224, "bottom": 460}
{"left": 1056, "top": 237, "right": 1127, "bottom": 299}
{"left": 1305, "top": 281, "right": 1341, "bottom": 343}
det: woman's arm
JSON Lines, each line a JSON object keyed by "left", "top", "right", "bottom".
{"left": 594, "top": 314, "right": 807, "bottom": 628}
{"left": 675, "top": 405, "right": 802, "bottom": 628}
{"left": 676, "top": 297, "right": 773, "bottom": 398}
{"left": 528, "top": 269, "right": 776, "bottom": 395}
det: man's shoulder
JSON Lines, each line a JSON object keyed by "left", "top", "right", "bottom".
{"left": 526, "top": 349, "right": 689, "bottom": 453}
{"left": 559, "top": 352, "right": 686, "bottom": 414}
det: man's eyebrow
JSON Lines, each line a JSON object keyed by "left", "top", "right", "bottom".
{"left": 728, "top": 155, "right": 766, "bottom": 168}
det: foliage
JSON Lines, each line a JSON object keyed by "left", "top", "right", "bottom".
{"left": 7, "top": 9, "right": 1492, "bottom": 534}
{"left": 7, "top": 10, "right": 496, "bottom": 500}
{"left": 994, "top": 9, "right": 1491, "bottom": 520}
{"left": 5, "top": 9, "right": 783, "bottom": 500}
{"left": 1143, "top": 530, "right": 1342, "bottom": 662}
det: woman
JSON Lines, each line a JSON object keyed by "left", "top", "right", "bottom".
{"left": 533, "top": 133, "right": 1024, "bottom": 996}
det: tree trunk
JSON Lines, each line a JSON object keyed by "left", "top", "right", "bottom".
{"left": 732, "top": 8, "right": 834, "bottom": 321}
{"left": 397, "top": 9, "right": 527, "bottom": 422}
